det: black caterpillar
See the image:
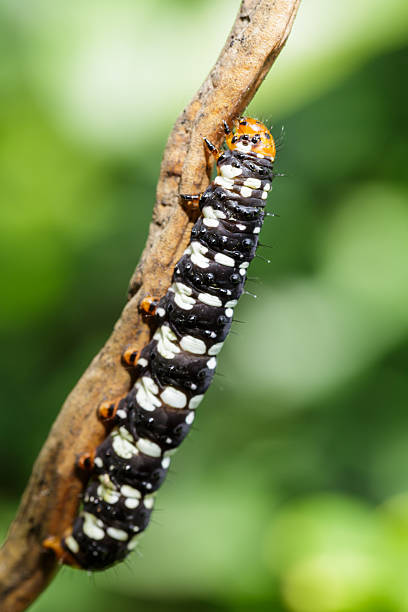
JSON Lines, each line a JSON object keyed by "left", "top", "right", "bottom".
{"left": 44, "top": 117, "right": 277, "bottom": 570}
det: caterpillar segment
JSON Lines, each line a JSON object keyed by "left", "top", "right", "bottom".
{"left": 43, "top": 117, "right": 277, "bottom": 570}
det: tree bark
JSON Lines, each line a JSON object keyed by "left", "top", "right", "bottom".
{"left": 0, "top": 1, "right": 301, "bottom": 610}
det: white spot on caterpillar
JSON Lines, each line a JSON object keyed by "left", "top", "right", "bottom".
{"left": 235, "top": 142, "right": 251, "bottom": 152}
{"left": 202, "top": 206, "right": 226, "bottom": 220}
{"left": 257, "top": 153, "right": 265, "bottom": 158}
{"left": 121, "top": 484, "right": 142, "bottom": 498}
{"left": 207, "top": 357, "right": 217, "bottom": 369}
{"left": 157, "top": 308, "right": 166, "bottom": 318}
{"left": 170, "top": 282, "right": 196, "bottom": 310}
{"left": 138, "top": 357, "right": 148, "bottom": 367}
{"left": 191, "top": 383, "right": 197, "bottom": 390}
{"left": 185, "top": 411, "right": 195, "bottom": 425}
{"left": 99, "top": 472, "right": 115, "bottom": 487}
{"left": 240, "top": 186, "right": 252, "bottom": 198}
{"left": 198, "top": 292, "right": 222, "bottom": 307}
{"left": 96, "top": 474, "right": 120, "bottom": 504}
{"left": 210, "top": 331, "right": 216, "bottom": 338}
{"left": 125, "top": 498, "right": 140, "bottom": 509}
{"left": 128, "top": 535, "right": 140, "bottom": 550}
{"left": 144, "top": 495, "right": 155, "bottom": 509}
{"left": 240, "top": 261, "right": 250, "bottom": 269}
{"left": 261, "top": 191, "right": 268, "bottom": 200}
{"left": 214, "top": 253, "right": 235, "bottom": 267}
{"left": 154, "top": 324, "right": 180, "bottom": 359}
{"left": 264, "top": 182, "right": 271, "bottom": 191}
{"left": 244, "top": 177, "right": 261, "bottom": 189}
{"left": 185, "top": 241, "right": 210, "bottom": 269}
{"left": 214, "top": 175, "right": 234, "bottom": 190}
{"left": 239, "top": 269, "right": 246, "bottom": 276}
{"left": 253, "top": 227, "right": 260, "bottom": 234}
{"left": 136, "top": 437, "right": 162, "bottom": 458}
{"left": 97, "top": 483, "right": 120, "bottom": 504}
{"left": 94, "top": 457, "right": 103, "bottom": 468}
{"left": 136, "top": 376, "right": 161, "bottom": 412}
{"left": 208, "top": 342, "right": 224, "bottom": 355}
{"left": 82, "top": 512, "right": 105, "bottom": 541}
{"left": 161, "top": 386, "right": 187, "bottom": 409}
{"left": 180, "top": 335, "right": 206, "bottom": 355}
{"left": 112, "top": 427, "right": 139, "bottom": 459}
{"left": 161, "top": 456, "right": 171, "bottom": 469}
{"left": 237, "top": 224, "right": 246, "bottom": 231}
{"left": 107, "top": 527, "right": 128, "bottom": 541}
{"left": 203, "top": 218, "right": 219, "bottom": 228}
{"left": 225, "top": 308, "right": 234, "bottom": 317}
{"left": 220, "top": 164, "right": 242, "bottom": 179}
{"left": 117, "top": 409, "right": 126, "bottom": 419}
{"left": 189, "top": 394, "right": 204, "bottom": 409}
{"left": 225, "top": 299, "right": 238, "bottom": 308}
{"left": 65, "top": 535, "right": 79, "bottom": 554}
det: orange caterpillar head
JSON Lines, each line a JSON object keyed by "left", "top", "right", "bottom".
{"left": 225, "top": 117, "right": 276, "bottom": 160}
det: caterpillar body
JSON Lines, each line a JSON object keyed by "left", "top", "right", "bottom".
{"left": 44, "top": 117, "right": 277, "bottom": 570}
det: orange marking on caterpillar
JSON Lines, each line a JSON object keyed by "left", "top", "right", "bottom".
{"left": 97, "top": 395, "right": 126, "bottom": 422}
{"left": 140, "top": 296, "right": 159, "bottom": 316}
{"left": 180, "top": 193, "right": 201, "bottom": 212}
{"left": 43, "top": 534, "right": 80, "bottom": 568}
{"left": 122, "top": 347, "right": 140, "bottom": 367}
{"left": 76, "top": 450, "right": 95, "bottom": 471}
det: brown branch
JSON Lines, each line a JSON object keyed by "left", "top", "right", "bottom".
{"left": 0, "top": 1, "right": 301, "bottom": 610}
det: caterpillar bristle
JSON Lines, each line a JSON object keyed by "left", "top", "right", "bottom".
{"left": 255, "top": 254, "right": 271, "bottom": 264}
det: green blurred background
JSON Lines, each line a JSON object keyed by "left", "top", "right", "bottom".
{"left": 1, "top": 0, "right": 408, "bottom": 610}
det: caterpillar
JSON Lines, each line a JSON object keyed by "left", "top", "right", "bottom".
{"left": 43, "top": 116, "right": 277, "bottom": 570}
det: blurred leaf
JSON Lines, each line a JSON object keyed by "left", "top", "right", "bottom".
{"left": 102, "top": 475, "right": 272, "bottom": 601}
{"left": 252, "top": 0, "right": 408, "bottom": 118}
{"left": 265, "top": 494, "right": 394, "bottom": 612}
{"left": 225, "top": 280, "right": 383, "bottom": 405}
{"left": 320, "top": 184, "right": 408, "bottom": 324}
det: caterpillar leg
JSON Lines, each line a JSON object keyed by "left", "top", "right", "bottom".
{"left": 222, "top": 120, "right": 231, "bottom": 135}
{"left": 122, "top": 347, "right": 140, "bottom": 367}
{"left": 76, "top": 450, "right": 95, "bottom": 471}
{"left": 140, "top": 295, "right": 159, "bottom": 316}
{"left": 180, "top": 193, "right": 201, "bottom": 212}
{"left": 203, "top": 137, "right": 220, "bottom": 158}
{"left": 43, "top": 533, "right": 80, "bottom": 568}
{"left": 97, "top": 395, "right": 127, "bottom": 423}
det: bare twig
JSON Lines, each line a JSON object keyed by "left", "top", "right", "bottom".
{"left": 0, "top": 1, "right": 301, "bottom": 609}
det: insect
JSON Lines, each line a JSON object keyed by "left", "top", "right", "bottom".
{"left": 43, "top": 117, "right": 277, "bottom": 570}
